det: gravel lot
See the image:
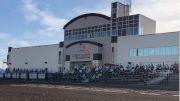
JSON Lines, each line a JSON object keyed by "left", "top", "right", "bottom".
{"left": 0, "top": 84, "right": 179, "bottom": 101}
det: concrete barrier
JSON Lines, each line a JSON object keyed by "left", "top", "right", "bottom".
{"left": 5, "top": 73, "right": 11, "bottom": 78}
{"left": 29, "top": 73, "right": 37, "bottom": 79}
{"left": 12, "top": 73, "right": 19, "bottom": 79}
{"left": 0, "top": 73, "right": 4, "bottom": 78}
{"left": 20, "top": 73, "right": 27, "bottom": 79}
{"left": 38, "top": 73, "right": 45, "bottom": 79}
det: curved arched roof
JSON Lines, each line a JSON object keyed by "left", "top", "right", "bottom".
{"left": 66, "top": 40, "right": 103, "bottom": 48}
{"left": 63, "top": 13, "right": 110, "bottom": 29}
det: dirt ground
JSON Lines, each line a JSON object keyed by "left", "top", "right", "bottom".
{"left": 0, "top": 84, "right": 179, "bottom": 101}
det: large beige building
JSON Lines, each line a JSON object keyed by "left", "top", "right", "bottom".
{"left": 7, "top": 2, "right": 179, "bottom": 73}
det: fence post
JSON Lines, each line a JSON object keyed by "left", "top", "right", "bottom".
{"left": 166, "top": 74, "right": 169, "bottom": 85}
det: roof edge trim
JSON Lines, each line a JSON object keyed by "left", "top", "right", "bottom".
{"left": 63, "top": 13, "right": 110, "bottom": 29}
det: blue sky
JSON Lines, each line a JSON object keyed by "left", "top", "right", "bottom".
{"left": 0, "top": 0, "right": 179, "bottom": 68}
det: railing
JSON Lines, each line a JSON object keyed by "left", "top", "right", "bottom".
{"left": 0, "top": 71, "right": 174, "bottom": 85}
{"left": 0, "top": 64, "right": 179, "bottom": 85}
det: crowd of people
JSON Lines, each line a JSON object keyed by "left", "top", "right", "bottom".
{"left": 3, "top": 62, "right": 179, "bottom": 82}
{"left": 70, "top": 63, "right": 179, "bottom": 82}
{"left": 156, "top": 63, "right": 179, "bottom": 73}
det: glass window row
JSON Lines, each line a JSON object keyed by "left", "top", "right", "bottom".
{"left": 65, "top": 24, "right": 110, "bottom": 35}
{"left": 65, "top": 27, "right": 139, "bottom": 41}
{"left": 112, "top": 23, "right": 139, "bottom": 30}
{"left": 128, "top": 27, "right": 138, "bottom": 35}
{"left": 64, "top": 31, "right": 111, "bottom": 41}
{"left": 117, "top": 15, "right": 139, "bottom": 22}
{"left": 116, "top": 27, "right": 138, "bottom": 36}
{"left": 129, "top": 46, "right": 178, "bottom": 57}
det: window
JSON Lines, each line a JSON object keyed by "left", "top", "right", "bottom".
{"left": 112, "top": 27, "right": 117, "bottom": 30}
{"left": 129, "top": 16, "right": 133, "bottom": 21}
{"left": 75, "top": 34, "right": 78, "bottom": 40}
{"left": 68, "top": 35, "right": 70, "bottom": 41}
{"left": 155, "top": 47, "right": 161, "bottom": 56}
{"left": 97, "top": 32, "right": 100, "bottom": 37}
{"left": 102, "top": 32, "right": 106, "bottom": 37}
{"left": 90, "top": 33, "right": 94, "bottom": 38}
{"left": 71, "top": 35, "right": 75, "bottom": 40}
{"left": 107, "top": 31, "right": 111, "bottom": 36}
{"left": 112, "top": 30, "right": 117, "bottom": 36}
{"left": 160, "top": 47, "right": 165, "bottom": 55}
{"left": 118, "top": 30, "right": 122, "bottom": 36}
{"left": 134, "top": 15, "right": 139, "bottom": 19}
{"left": 118, "top": 22, "right": 122, "bottom": 26}
{"left": 171, "top": 46, "right": 178, "bottom": 55}
{"left": 144, "top": 48, "right": 149, "bottom": 56}
{"left": 84, "top": 34, "right": 87, "bottom": 39}
{"left": 100, "top": 32, "right": 103, "bottom": 37}
{"left": 94, "top": 32, "right": 98, "bottom": 38}
{"left": 118, "top": 17, "right": 122, "bottom": 22}
{"left": 148, "top": 48, "right": 155, "bottom": 56}
{"left": 138, "top": 48, "right": 144, "bottom": 56}
{"left": 165, "top": 47, "right": 171, "bottom": 55}
{"left": 59, "top": 51, "right": 61, "bottom": 64}
{"left": 112, "top": 14, "right": 116, "bottom": 18}
{"left": 82, "top": 33, "right": 84, "bottom": 38}
{"left": 78, "top": 34, "right": 81, "bottom": 40}
{"left": 66, "top": 55, "right": 70, "bottom": 61}
{"left": 79, "top": 34, "right": 82, "bottom": 40}
{"left": 130, "top": 46, "right": 178, "bottom": 57}
{"left": 65, "top": 25, "right": 113, "bottom": 41}
{"left": 128, "top": 27, "right": 133, "bottom": 35}
{"left": 64, "top": 36, "right": 68, "bottom": 41}
{"left": 122, "top": 29, "right": 127, "bottom": 36}
{"left": 134, "top": 23, "right": 139, "bottom": 27}
{"left": 129, "top": 49, "right": 137, "bottom": 57}
{"left": 134, "top": 27, "right": 138, "bottom": 35}
{"left": 112, "top": 8, "right": 117, "bottom": 14}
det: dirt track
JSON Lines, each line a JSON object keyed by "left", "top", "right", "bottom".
{"left": 0, "top": 84, "right": 179, "bottom": 101}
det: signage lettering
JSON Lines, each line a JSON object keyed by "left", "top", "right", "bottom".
{"left": 72, "top": 54, "right": 90, "bottom": 59}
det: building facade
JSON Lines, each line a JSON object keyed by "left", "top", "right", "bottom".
{"left": 7, "top": 2, "right": 179, "bottom": 73}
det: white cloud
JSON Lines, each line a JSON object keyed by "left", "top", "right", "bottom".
{"left": 20, "top": 0, "right": 66, "bottom": 47}
{"left": 69, "top": 6, "right": 110, "bottom": 17}
{"left": 19, "top": 0, "right": 67, "bottom": 52}
{"left": 131, "top": 0, "right": 180, "bottom": 33}
{"left": 22, "top": 0, "right": 68, "bottom": 35}
{"left": 22, "top": 0, "right": 39, "bottom": 22}
{"left": 40, "top": 12, "right": 67, "bottom": 30}
{"left": 0, "top": 32, "right": 31, "bottom": 47}
{"left": 66, "top": 1, "right": 111, "bottom": 17}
